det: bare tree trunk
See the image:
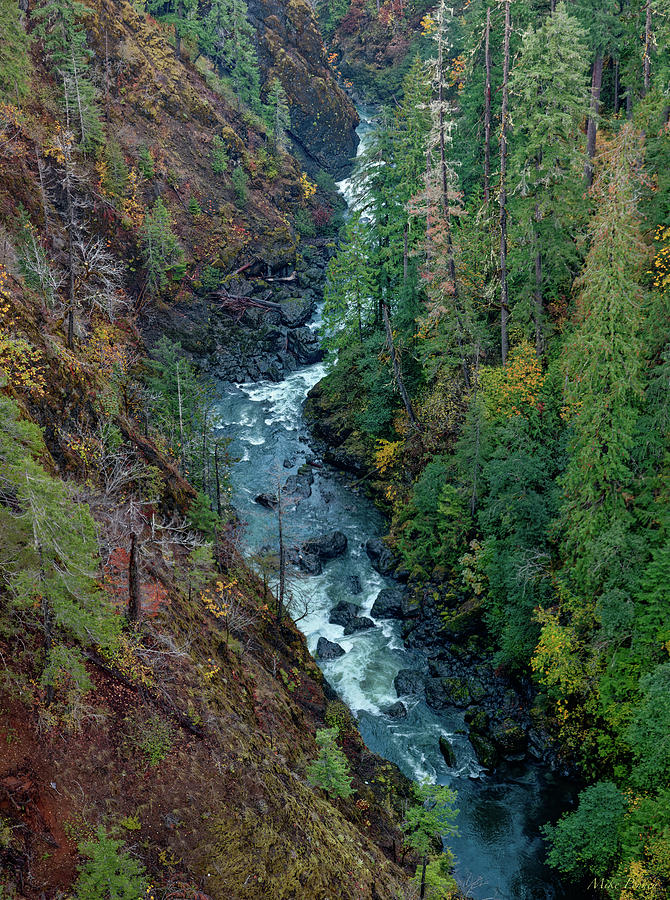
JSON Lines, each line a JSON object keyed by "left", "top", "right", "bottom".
{"left": 214, "top": 442, "right": 222, "bottom": 518}
{"left": 104, "top": 28, "right": 111, "bottom": 121}
{"left": 39, "top": 546, "right": 55, "bottom": 705}
{"left": 176, "top": 361, "right": 184, "bottom": 474}
{"left": 403, "top": 222, "right": 408, "bottom": 284}
{"left": 484, "top": 6, "right": 491, "bottom": 204}
{"left": 276, "top": 479, "right": 285, "bottom": 627}
{"left": 128, "top": 531, "right": 141, "bottom": 622}
{"left": 499, "top": 0, "right": 511, "bottom": 365}
{"left": 584, "top": 52, "right": 604, "bottom": 187}
{"left": 419, "top": 855, "right": 428, "bottom": 900}
{"left": 614, "top": 59, "right": 620, "bottom": 115}
{"left": 643, "top": 0, "right": 652, "bottom": 95}
{"left": 381, "top": 301, "right": 420, "bottom": 431}
{"left": 533, "top": 156, "right": 543, "bottom": 356}
{"left": 35, "top": 145, "right": 50, "bottom": 237}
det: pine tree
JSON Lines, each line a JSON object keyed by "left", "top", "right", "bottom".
{"left": 0, "top": 0, "right": 32, "bottom": 102}
{"left": 264, "top": 78, "right": 290, "bottom": 147}
{"left": 322, "top": 211, "right": 375, "bottom": 352}
{"left": 560, "top": 124, "right": 648, "bottom": 600}
{"left": 0, "top": 394, "right": 120, "bottom": 702}
{"left": 509, "top": 3, "right": 590, "bottom": 354}
{"left": 306, "top": 727, "right": 354, "bottom": 799}
{"left": 31, "top": 0, "right": 103, "bottom": 150}
{"left": 202, "top": 0, "right": 260, "bottom": 111}
{"left": 141, "top": 196, "right": 185, "bottom": 291}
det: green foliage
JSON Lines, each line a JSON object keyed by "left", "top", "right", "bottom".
{"left": 306, "top": 727, "right": 354, "bottom": 799}
{"left": 201, "top": 0, "right": 260, "bottom": 111}
{"left": 0, "top": 0, "right": 31, "bottom": 101}
{"left": 544, "top": 783, "right": 627, "bottom": 880}
{"left": 396, "top": 460, "right": 467, "bottom": 579}
{"left": 188, "top": 196, "right": 202, "bottom": 216}
{"left": 402, "top": 781, "right": 458, "bottom": 856}
{"left": 293, "top": 208, "right": 316, "bottom": 238}
{"left": 231, "top": 166, "right": 248, "bottom": 206}
{"left": 141, "top": 196, "right": 185, "bottom": 291}
{"left": 627, "top": 664, "right": 670, "bottom": 789}
{"left": 263, "top": 78, "right": 290, "bottom": 148}
{"left": 0, "top": 393, "right": 120, "bottom": 699}
{"left": 187, "top": 490, "right": 220, "bottom": 538}
{"left": 74, "top": 827, "right": 147, "bottom": 900}
{"left": 137, "top": 145, "right": 155, "bottom": 179}
{"left": 211, "top": 135, "right": 228, "bottom": 175}
{"left": 32, "top": 0, "right": 102, "bottom": 149}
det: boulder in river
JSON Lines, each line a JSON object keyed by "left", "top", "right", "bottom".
{"left": 255, "top": 492, "right": 277, "bottom": 509}
{"left": 343, "top": 616, "right": 374, "bottom": 635}
{"left": 302, "top": 530, "right": 348, "bottom": 560}
{"left": 425, "top": 676, "right": 472, "bottom": 711}
{"left": 439, "top": 736, "right": 457, "bottom": 768}
{"left": 365, "top": 537, "right": 397, "bottom": 577}
{"left": 284, "top": 468, "right": 313, "bottom": 501}
{"left": 383, "top": 700, "right": 407, "bottom": 719}
{"left": 316, "top": 637, "right": 345, "bottom": 660}
{"left": 371, "top": 587, "right": 405, "bottom": 619}
{"left": 470, "top": 733, "right": 498, "bottom": 770}
{"left": 329, "top": 601, "right": 358, "bottom": 628}
{"left": 347, "top": 575, "right": 363, "bottom": 595}
{"left": 393, "top": 669, "right": 425, "bottom": 697}
{"left": 297, "top": 552, "right": 322, "bottom": 576}
{"left": 491, "top": 718, "right": 528, "bottom": 759}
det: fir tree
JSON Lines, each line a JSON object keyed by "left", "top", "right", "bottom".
{"left": 509, "top": 3, "right": 590, "bottom": 354}
{"left": 0, "top": 0, "right": 31, "bottom": 102}
{"left": 141, "top": 196, "right": 185, "bottom": 291}
{"left": 306, "top": 727, "right": 354, "bottom": 799}
{"left": 264, "top": 78, "right": 290, "bottom": 147}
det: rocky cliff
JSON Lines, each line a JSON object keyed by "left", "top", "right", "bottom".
{"left": 248, "top": 0, "right": 360, "bottom": 174}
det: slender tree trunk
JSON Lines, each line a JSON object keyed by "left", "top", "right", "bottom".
{"left": 614, "top": 59, "right": 620, "bottom": 115}
{"left": 35, "top": 145, "right": 49, "bottom": 238}
{"left": 176, "top": 361, "right": 184, "bottom": 474}
{"left": 128, "top": 531, "right": 141, "bottom": 622}
{"left": 65, "top": 168, "right": 76, "bottom": 349}
{"left": 403, "top": 222, "right": 408, "bottom": 284}
{"left": 104, "top": 28, "right": 110, "bottom": 121}
{"left": 214, "top": 442, "right": 222, "bottom": 518}
{"left": 276, "top": 479, "right": 285, "bottom": 627}
{"left": 499, "top": 0, "right": 511, "bottom": 365}
{"left": 419, "top": 855, "right": 428, "bottom": 900}
{"left": 643, "top": 0, "right": 652, "bottom": 95}
{"left": 484, "top": 6, "right": 491, "bottom": 204}
{"left": 584, "top": 52, "right": 604, "bottom": 187}
{"left": 626, "top": 87, "right": 633, "bottom": 119}
{"left": 38, "top": 546, "right": 55, "bottom": 705}
{"left": 533, "top": 156, "right": 543, "bottom": 356}
{"left": 381, "top": 301, "right": 420, "bottom": 431}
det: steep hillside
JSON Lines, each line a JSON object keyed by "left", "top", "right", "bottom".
{"left": 0, "top": 0, "right": 420, "bottom": 896}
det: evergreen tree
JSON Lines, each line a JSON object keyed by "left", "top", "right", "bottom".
{"left": 31, "top": 0, "right": 103, "bottom": 149}
{"left": 202, "top": 0, "right": 260, "bottom": 111}
{"left": 141, "top": 196, "right": 185, "bottom": 291}
{"left": 322, "top": 211, "right": 376, "bottom": 352}
{"left": 306, "top": 727, "right": 354, "bottom": 799}
{"left": 263, "top": 78, "right": 290, "bottom": 147}
{"left": 508, "top": 4, "right": 590, "bottom": 354}
{"left": 0, "top": 394, "right": 120, "bottom": 702}
{"left": 559, "top": 124, "right": 648, "bottom": 601}
{"left": 0, "top": 0, "right": 32, "bottom": 102}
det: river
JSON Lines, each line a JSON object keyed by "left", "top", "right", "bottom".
{"left": 215, "top": 110, "right": 585, "bottom": 900}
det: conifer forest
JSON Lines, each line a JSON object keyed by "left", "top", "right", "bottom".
{"left": 0, "top": 0, "right": 668, "bottom": 897}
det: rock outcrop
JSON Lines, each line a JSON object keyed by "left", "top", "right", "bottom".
{"left": 248, "top": 0, "right": 359, "bottom": 175}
